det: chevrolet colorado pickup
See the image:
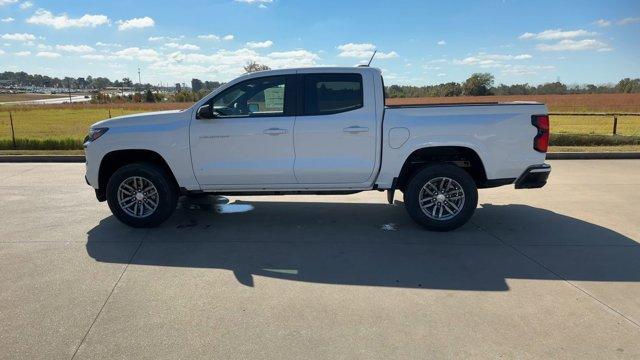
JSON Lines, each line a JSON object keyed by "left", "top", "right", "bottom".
{"left": 84, "top": 66, "right": 550, "bottom": 231}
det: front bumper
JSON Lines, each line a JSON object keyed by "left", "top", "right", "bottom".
{"left": 515, "top": 164, "right": 551, "bottom": 189}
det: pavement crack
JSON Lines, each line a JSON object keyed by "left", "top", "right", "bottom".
{"left": 0, "top": 166, "right": 38, "bottom": 181}
{"left": 70, "top": 231, "right": 148, "bottom": 360}
{"left": 471, "top": 220, "right": 640, "bottom": 330}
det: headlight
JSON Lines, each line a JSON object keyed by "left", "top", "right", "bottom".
{"left": 84, "top": 127, "right": 109, "bottom": 143}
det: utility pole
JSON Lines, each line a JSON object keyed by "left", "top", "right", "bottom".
{"left": 67, "top": 78, "right": 72, "bottom": 103}
{"left": 137, "top": 67, "right": 142, "bottom": 102}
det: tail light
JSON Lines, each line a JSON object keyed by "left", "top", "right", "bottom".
{"left": 532, "top": 115, "right": 549, "bottom": 153}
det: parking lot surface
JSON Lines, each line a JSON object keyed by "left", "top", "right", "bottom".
{"left": 1, "top": 160, "right": 639, "bottom": 359}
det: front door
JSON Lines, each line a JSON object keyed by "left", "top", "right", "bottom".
{"left": 190, "top": 75, "right": 297, "bottom": 186}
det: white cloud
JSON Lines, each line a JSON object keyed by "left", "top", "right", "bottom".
{"left": 536, "top": 39, "right": 611, "bottom": 52}
{"left": 234, "top": 0, "right": 272, "bottom": 4}
{"left": 14, "top": 50, "right": 30, "bottom": 56}
{"left": 36, "top": 43, "right": 51, "bottom": 50}
{"left": 117, "top": 16, "right": 155, "bottom": 31}
{"left": 165, "top": 42, "right": 200, "bottom": 50}
{"left": 501, "top": 64, "right": 555, "bottom": 76}
{"left": 336, "top": 43, "right": 398, "bottom": 59}
{"left": 437, "top": 73, "right": 446, "bottom": 77}
{"left": 0, "top": 0, "right": 18, "bottom": 6}
{"left": 594, "top": 19, "right": 611, "bottom": 27}
{"left": 519, "top": 29, "right": 594, "bottom": 40}
{"left": 1, "top": 17, "right": 15, "bottom": 23}
{"left": 223, "top": 34, "right": 234, "bottom": 41}
{"left": 27, "top": 9, "right": 110, "bottom": 29}
{"left": 1, "top": 33, "right": 36, "bottom": 41}
{"left": 453, "top": 53, "right": 532, "bottom": 68}
{"left": 149, "top": 47, "right": 321, "bottom": 82}
{"left": 198, "top": 34, "right": 220, "bottom": 41}
{"left": 36, "top": 51, "right": 61, "bottom": 58}
{"left": 618, "top": 17, "right": 640, "bottom": 25}
{"left": 148, "top": 36, "right": 164, "bottom": 41}
{"left": 96, "top": 42, "right": 122, "bottom": 47}
{"left": 114, "top": 47, "right": 160, "bottom": 61}
{"left": 376, "top": 51, "right": 399, "bottom": 59}
{"left": 0, "top": 49, "right": 4, "bottom": 55}
{"left": 437, "top": 40, "right": 446, "bottom": 45}
{"left": 337, "top": 43, "right": 375, "bottom": 58}
{"left": 56, "top": 44, "right": 95, "bottom": 53}
{"left": 82, "top": 54, "right": 106, "bottom": 60}
{"left": 246, "top": 40, "right": 273, "bottom": 49}
{"left": 19, "top": 0, "right": 31, "bottom": 9}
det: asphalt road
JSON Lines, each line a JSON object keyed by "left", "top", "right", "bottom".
{"left": 1, "top": 160, "right": 639, "bottom": 359}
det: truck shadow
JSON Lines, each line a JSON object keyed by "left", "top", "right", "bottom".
{"left": 86, "top": 198, "right": 640, "bottom": 291}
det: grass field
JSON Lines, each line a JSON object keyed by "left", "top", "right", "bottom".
{"left": 0, "top": 93, "right": 639, "bottom": 151}
{"left": 0, "top": 93, "right": 71, "bottom": 103}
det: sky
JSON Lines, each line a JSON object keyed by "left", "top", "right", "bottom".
{"left": 0, "top": 0, "right": 639, "bottom": 86}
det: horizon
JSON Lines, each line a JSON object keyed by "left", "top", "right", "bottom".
{"left": 1, "top": 0, "right": 639, "bottom": 86}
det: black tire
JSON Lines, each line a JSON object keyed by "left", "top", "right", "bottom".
{"left": 106, "top": 162, "right": 178, "bottom": 228}
{"left": 403, "top": 164, "right": 478, "bottom": 231}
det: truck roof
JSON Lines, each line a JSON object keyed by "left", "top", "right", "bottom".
{"left": 234, "top": 66, "right": 382, "bottom": 81}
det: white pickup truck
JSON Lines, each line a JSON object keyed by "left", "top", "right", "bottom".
{"left": 84, "top": 66, "right": 550, "bottom": 231}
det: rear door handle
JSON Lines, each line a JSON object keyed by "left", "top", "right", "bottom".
{"left": 343, "top": 125, "right": 369, "bottom": 134}
{"left": 263, "top": 128, "right": 288, "bottom": 136}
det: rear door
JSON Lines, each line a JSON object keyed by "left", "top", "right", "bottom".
{"left": 293, "top": 72, "right": 377, "bottom": 184}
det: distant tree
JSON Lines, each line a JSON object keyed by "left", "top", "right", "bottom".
{"left": 122, "top": 77, "right": 133, "bottom": 87}
{"left": 463, "top": 73, "right": 494, "bottom": 96}
{"left": 144, "top": 89, "right": 156, "bottom": 103}
{"left": 244, "top": 61, "right": 271, "bottom": 73}
{"left": 76, "top": 77, "right": 87, "bottom": 89}
{"left": 440, "top": 82, "right": 463, "bottom": 97}
{"left": 204, "top": 80, "right": 222, "bottom": 91}
{"left": 175, "top": 83, "right": 181, "bottom": 92}
{"left": 536, "top": 81, "right": 567, "bottom": 95}
{"left": 191, "top": 78, "right": 203, "bottom": 92}
{"left": 91, "top": 77, "right": 111, "bottom": 90}
{"left": 616, "top": 78, "right": 640, "bottom": 93}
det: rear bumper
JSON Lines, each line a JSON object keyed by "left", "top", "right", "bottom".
{"left": 515, "top": 164, "right": 551, "bottom": 189}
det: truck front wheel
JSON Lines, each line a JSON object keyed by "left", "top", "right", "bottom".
{"left": 106, "top": 163, "right": 178, "bottom": 228}
{"left": 403, "top": 164, "right": 478, "bottom": 231}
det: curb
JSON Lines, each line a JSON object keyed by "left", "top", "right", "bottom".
{"left": 546, "top": 152, "right": 640, "bottom": 160}
{"left": 0, "top": 155, "right": 86, "bottom": 163}
{"left": 0, "top": 153, "right": 639, "bottom": 163}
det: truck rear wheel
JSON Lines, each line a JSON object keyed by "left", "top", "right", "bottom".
{"left": 403, "top": 164, "right": 478, "bottom": 231}
{"left": 106, "top": 163, "right": 177, "bottom": 228}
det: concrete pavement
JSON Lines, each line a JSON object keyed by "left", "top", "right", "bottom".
{"left": 0, "top": 161, "right": 639, "bottom": 359}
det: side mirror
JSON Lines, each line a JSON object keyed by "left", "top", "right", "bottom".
{"left": 196, "top": 104, "right": 215, "bottom": 119}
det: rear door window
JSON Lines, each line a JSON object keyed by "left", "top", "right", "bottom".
{"left": 303, "top": 73, "right": 363, "bottom": 115}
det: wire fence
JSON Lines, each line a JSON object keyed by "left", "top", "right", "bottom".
{"left": 548, "top": 113, "right": 640, "bottom": 136}
{"left": 1, "top": 109, "right": 639, "bottom": 150}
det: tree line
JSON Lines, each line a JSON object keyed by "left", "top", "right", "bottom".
{"left": 2, "top": 69, "right": 639, "bottom": 102}
{"left": 386, "top": 73, "right": 640, "bottom": 98}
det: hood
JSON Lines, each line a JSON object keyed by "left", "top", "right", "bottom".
{"left": 91, "top": 109, "right": 188, "bottom": 128}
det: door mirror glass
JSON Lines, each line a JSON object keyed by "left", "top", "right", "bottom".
{"left": 196, "top": 104, "right": 215, "bottom": 119}
{"left": 248, "top": 103, "right": 259, "bottom": 113}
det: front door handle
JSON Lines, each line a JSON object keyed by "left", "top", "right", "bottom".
{"left": 343, "top": 125, "right": 369, "bottom": 134}
{"left": 263, "top": 128, "right": 288, "bottom": 136}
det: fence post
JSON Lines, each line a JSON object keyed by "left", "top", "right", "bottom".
{"left": 613, "top": 115, "right": 618, "bottom": 135}
{"left": 108, "top": 109, "right": 111, "bottom": 118}
{"left": 9, "top": 111, "right": 16, "bottom": 149}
